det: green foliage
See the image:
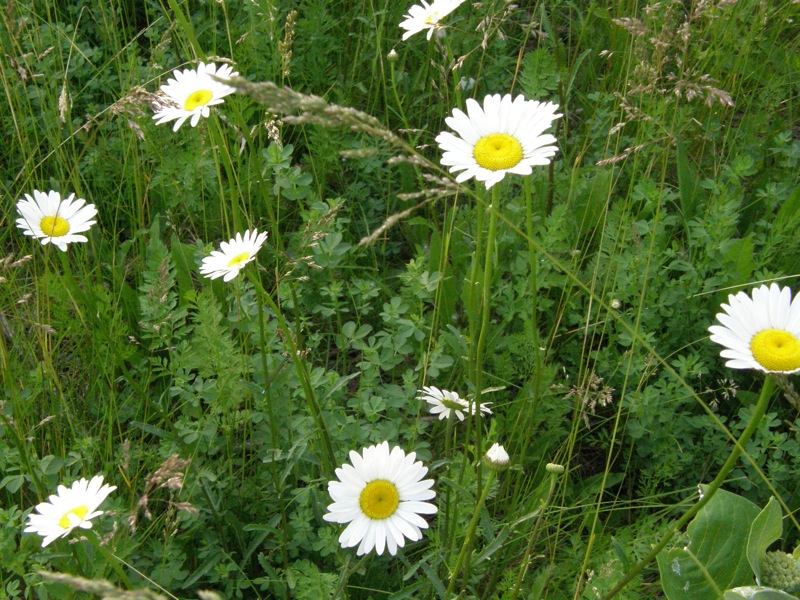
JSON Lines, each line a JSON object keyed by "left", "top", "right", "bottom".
{"left": 2, "top": 0, "right": 800, "bottom": 598}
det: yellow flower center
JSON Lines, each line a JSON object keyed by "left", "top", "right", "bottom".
{"left": 184, "top": 89, "right": 214, "bottom": 111}
{"left": 750, "top": 329, "right": 800, "bottom": 372}
{"left": 40, "top": 215, "right": 70, "bottom": 237}
{"left": 473, "top": 133, "right": 524, "bottom": 171}
{"left": 58, "top": 505, "right": 89, "bottom": 529}
{"left": 227, "top": 252, "right": 251, "bottom": 268}
{"left": 359, "top": 480, "right": 400, "bottom": 520}
{"left": 425, "top": 11, "right": 441, "bottom": 24}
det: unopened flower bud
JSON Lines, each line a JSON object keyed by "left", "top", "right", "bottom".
{"left": 484, "top": 443, "right": 510, "bottom": 471}
{"left": 610, "top": 299, "right": 622, "bottom": 310}
{"left": 545, "top": 462, "right": 565, "bottom": 474}
{"left": 387, "top": 48, "right": 399, "bottom": 63}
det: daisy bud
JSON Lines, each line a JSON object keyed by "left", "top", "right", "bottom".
{"left": 483, "top": 443, "right": 510, "bottom": 471}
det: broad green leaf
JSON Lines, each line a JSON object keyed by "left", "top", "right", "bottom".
{"left": 724, "top": 586, "right": 799, "bottom": 600}
{"left": 658, "top": 487, "right": 760, "bottom": 600}
{"left": 748, "top": 497, "right": 783, "bottom": 585}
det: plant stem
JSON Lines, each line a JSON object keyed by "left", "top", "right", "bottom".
{"left": 601, "top": 375, "right": 776, "bottom": 599}
{"left": 445, "top": 470, "right": 496, "bottom": 600}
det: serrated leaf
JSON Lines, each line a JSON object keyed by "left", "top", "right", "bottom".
{"left": 748, "top": 497, "right": 783, "bottom": 585}
{"left": 657, "top": 487, "right": 760, "bottom": 600}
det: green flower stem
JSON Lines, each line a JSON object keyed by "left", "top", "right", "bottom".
{"left": 444, "top": 470, "right": 497, "bottom": 600}
{"left": 82, "top": 530, "right": 134, "bottom": 591}
{"left": 247, "top": 269, "right": 337, "bottom": 477}
{"left": 602, "top": 375, "right": 776, "bottom": 600}
{"left": 255, "top": 291, "right": 291, "bottom": 596}
{"left": 509, "top": 468, "right": 561, "bottom": 600}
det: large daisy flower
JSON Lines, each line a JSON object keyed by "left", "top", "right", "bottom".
{"left": 417, "top": 386, "right": 492, "bottom": 421}
{"left": 399, "top": 0, "right": 465, "bottom": 40}
{"left": 199, "top": 229, "right": 268, "bottom": 282}
{"left": 709, "top": 283, "right": 800, "bottom": 374}
{"left": 153, "top": 62, "right": 238, "bottom": 131}
{"left": 24, "top": 475, "right": 116, "bottom": 547}
{"left": 323, "top": 441, "right": 437, "bottom": 556}
{"left": 16, "top": 190, "right": 98, "bottom": 251}
{"left": 436, "top": 94, "right": 561, "bottom": 189}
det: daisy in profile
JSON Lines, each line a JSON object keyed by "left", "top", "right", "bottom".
{"left": 16, "top": 190, "right": 98, "bottom": 251}
{"left": 399, "top": 0, "right": 465, "bottom": 41}
{"left": 24, "top": 475, "right": 116, "bottom": 547}
{"left": 436, "top": 94, "right": 561, "bottom": 189}
{"left": 417, "top": 386, "right": 492, "bottom": 421}
{"left": 709, "top": 283, "right": 800, "bottom": 374}
{"left": 199, "top": 229, "right": 268, "bottom": 282}
{"left": 323, "top": 441, "right": 437, "bottom": 556}
{"left": 153, "top": 61, "right": 238, "bottom": 131}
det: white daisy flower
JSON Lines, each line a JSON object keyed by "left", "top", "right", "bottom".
{"left": 709, "top": 283, "right": 800, "bottom": 374}
{"left": 417, "top": 386, "right": 492, "bottom": 421}
{"left": 436, "top": 94, "right": 562, "bottom": 189}
{"left": 16, "top": 190, "right": 98, "bottom": 251}
{"left": 399, "top": 0, "right": 465, "bottom": 41}
{"left": 323, "top": 441, "right": 437, "bottom": 556}
{"left": 24, "top": 475, "right": 116, "bottom": 547}
{"left": 483, "top": 443, "right": 510, "bottom": 471}
{"left": 199, "top": 229, "right": 268, "bottom": 282}
{"left": 153, "top": 62, "right": 238, "bottom": 131}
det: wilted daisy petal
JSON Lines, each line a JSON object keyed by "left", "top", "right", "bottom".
{"left": 709, "top": 283, "right": 800, "bottom": 374}
{"left": 399, "top": 0, "right": 465, "bottom": 40}
{"left": 323, "top": 441, "right": 437, "bottom": 556}
{"left": 24, "top": 475, "right": 116, "bottom": 547}
{"left": 436, "top": 94, "right": 561, "bottom": 189}
{"left": 16, "top": 190, "right": 98, "bottom": 252}
{"left": 417, "top": 386, "right": 492, "bottom": 421}
{"left": 199, "top": 229, "right": 268, "bottom": 282}
{"left": 153, "top": 62, "right": 238, "bottom": 131}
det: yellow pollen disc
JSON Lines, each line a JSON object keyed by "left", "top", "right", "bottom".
{"left": 425, "top": 11, "right": 440, "bottom": 24}
{"left": 40, "top": 215, "right": 70, "bottom": 237}
{"left": 58, "top": 505, "right": 89, "bottom": 529}
{"left": 750, "top": 329, "right": 800, "bottom": 372}
{"left": 359, "top": 480, "right": 400, "bottom": 520}
{"left": 227, "top": 252, "right": 251, "bottom": 268}
{"left": 184, "top": 89, "right": 214, "bottom": 111}
{"left": 473, "top": 133, "right": 524, "bottom": 171}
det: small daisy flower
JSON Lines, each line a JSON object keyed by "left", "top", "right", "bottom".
{"left": 199, "top": 229, "right": 268, "bottom": 282}
{"left": 417, "top": 386, "right": 492, "bottom": 421}
{"left": 153, "top": 62, "right": 238, "bottom": 131}
{"left": 24, "top": 475, "right": 116, "bottom": 547}
{"left": 709, "top": 283, "right": 800, "bottom": 374}
{"left": 399, "top": 0, "right": 465, "bottom": 41}
{"left": 16, "top": 190, "right": 98, "bottom": 251}
{"left": 436, "top": 94, "right": 562, "bottom": 189}
{"left": 323, "top": 441, "right": 437, "bottom": 556}
{"left": 483, "top": 443, "right": 510, "bottom": 471}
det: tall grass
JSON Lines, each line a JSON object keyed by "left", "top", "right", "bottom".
{"left": 2, "top": 0, "right": 800, "bottom": 598}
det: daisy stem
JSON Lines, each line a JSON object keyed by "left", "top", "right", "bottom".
{"left": 444, "top": 470, "right": 496, "bottom": 600}
{"left": 509, "top": 468, "right": 561, "bottom": 600}
{"left": 82, "top": 530, "right": 134, "bottom": 590}
{"left": 601, "top": 375, "right": 776, "bottom": 600}
{"left": 472, "top": 186, "right": 500, "bottom": 474}
{"left": 246, "top": 269, "right": 337, "bottom": 477}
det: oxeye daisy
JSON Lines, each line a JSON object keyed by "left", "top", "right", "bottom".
{"left": 709, "top": 283, "right": 800, "bottom": 374}
{"left": 199, "top": 229, "right": 268, "bottom": 282}
{"left": 417, "top": 386, "right": 492, "bottom": 421}
{"left": 153, "top": 61, "right": 238, "bottom": 131}
{"left": 399, "top": 0, "right": 465, "bottom": 41}
{"left": 323, "top": 441, "right": 437, "bottom": 556}
{"left": 16, "top": 190, "right": 98, "bottom": 251}
{"left": 483, "top": 443, "right": 510, "bottom": 471}
{"left": 24, "top": 475, "right": 116, "bottom": 547}
{"left": 436, "top": 94, "right": 561, "bottom": 189}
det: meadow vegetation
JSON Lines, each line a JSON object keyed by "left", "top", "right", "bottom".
{"left": 1, "top": 0, "right": 800, "bottom": 598}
